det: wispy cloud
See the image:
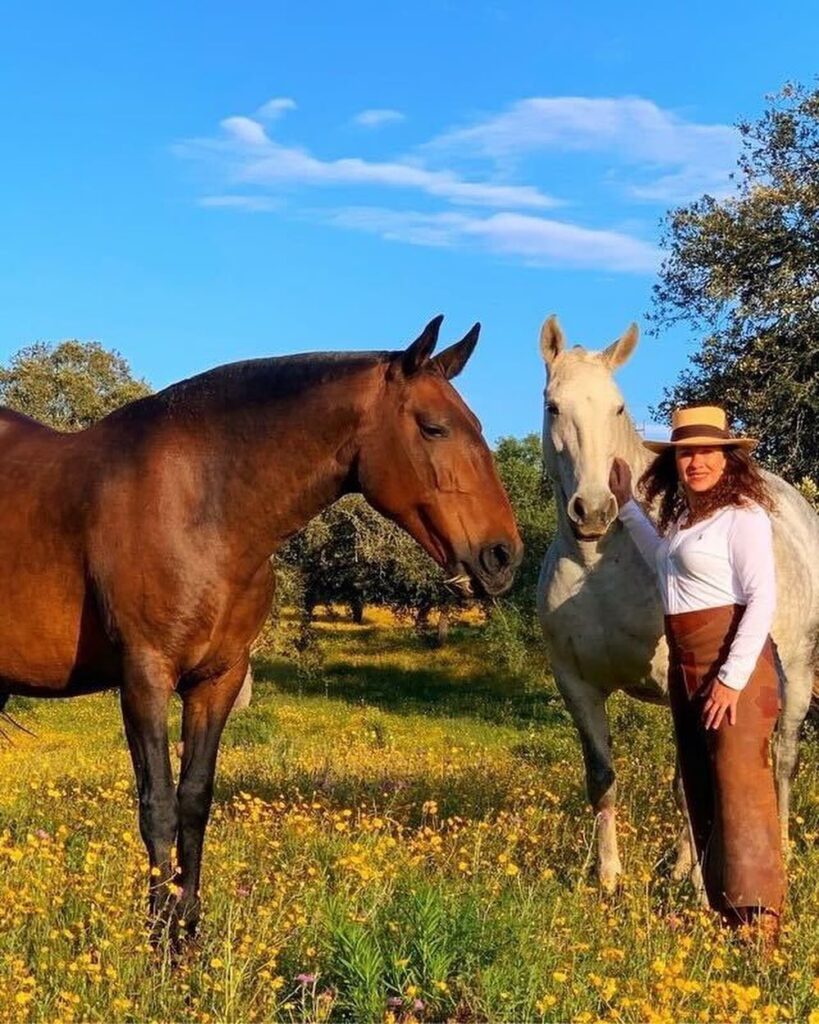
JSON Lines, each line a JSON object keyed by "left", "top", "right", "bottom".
{"left": 353, "top": 108, "right": 405, "bottom": 128}
{"left": 328, "top": 207, "right": 658, "bottom": 272}
{"left": 220, "top": 116, "right": 270, "bottom": 146}
{"left": 178, "top": 116, "right": 559, "bottom": 209}
{"left": 426, "top": 96, "right": 739, "bottom": 202}
{"left": 176, "top": 95, "right": 729, "bottom": 274}
{"left": 256, "top": 97, "right": 297, "bottom": 121}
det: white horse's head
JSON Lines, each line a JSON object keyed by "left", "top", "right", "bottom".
{"left": 540, "top": 315, "right": 639, "bottom": 540}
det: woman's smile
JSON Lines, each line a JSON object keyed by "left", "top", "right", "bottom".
{"left": 677, "top": 446, "right": 728, "bottom": 495}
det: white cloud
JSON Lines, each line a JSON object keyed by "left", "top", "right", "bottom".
{"left": 176, "top": 95, "right": 726, "bottom": 273}
{"left": 427, "top": 96, "right": 740, "bottom": 202}
{"left": 221, "top": 116, "right": 270, "bottom": 146}
{"left": 353, "top": 108, "right": 405, "bottom": 128}
{"left": 178, "top": 117, "right": 559, "bottom": 209}
{"left": 256, "top": 97, "right": 297, "bottom": 121}
{"left": 328, "top": 207, "right": 658, "bottom": 273}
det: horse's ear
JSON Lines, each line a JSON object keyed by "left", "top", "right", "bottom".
{"left": 601, "top": 323, "right": 639, "bottom": 371}
{"left": 540, "top": 315, "right": 565, "bottom": 368}
{"left": 401, "top": 315, "right": 444, "bottom": 376}
{"left": 432, "top": 322, "right": 480, "bottom": 380}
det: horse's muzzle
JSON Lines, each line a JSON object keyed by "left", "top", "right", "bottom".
{"left": 453, "top": 539, "right": 523, "bottom": 598}
{"left": 567, "top": 492, "right": 618, "bottom": 539}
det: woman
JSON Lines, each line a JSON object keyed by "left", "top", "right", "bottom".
{"left": 609, "top": 405, "right": 784, "bottom": 942}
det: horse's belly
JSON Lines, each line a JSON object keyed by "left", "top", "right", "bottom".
{"left": 0, "top": 554, "right": 118, "bottom": 693}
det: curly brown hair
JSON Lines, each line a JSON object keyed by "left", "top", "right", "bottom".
{"left": 638, "top": 446, "right": 774, "bottom": 533}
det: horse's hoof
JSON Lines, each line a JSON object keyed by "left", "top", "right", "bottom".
{"left": 689, "top": 863, "right": 708, "bottom": 907}
{"left": 149, "top": 917, "right": 180, "bottom": 956}
{"left": 598, "top": 863, "right": 623, "bottom": 893}
{"left": 176, "top": 895, "right": 202, "bottom": 941}
{"left": 671, "top": 852, "right": 693, "bottom": 882}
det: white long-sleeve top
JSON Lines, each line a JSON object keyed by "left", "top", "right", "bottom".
{"left": 618, "top": 498, "right": 776, "bottom": 691}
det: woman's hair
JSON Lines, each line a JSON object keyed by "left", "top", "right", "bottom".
{"left": 638, "top": 446, "right": 774, "bottom": 532}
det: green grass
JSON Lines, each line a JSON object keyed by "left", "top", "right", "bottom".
{"left": 0, "top": 615, "right": 815, "bottom": 1022}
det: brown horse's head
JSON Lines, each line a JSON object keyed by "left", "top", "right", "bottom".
{"left": 357, "top": 316, "right": 523, "bottom": 597}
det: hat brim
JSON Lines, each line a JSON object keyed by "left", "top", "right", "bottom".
{"left": 643, "top": 436, "right": 758, "bottom": 454}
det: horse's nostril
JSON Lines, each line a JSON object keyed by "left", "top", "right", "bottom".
{"left": 493, "top": 543, "right": 512, "bottom": 569}
{"left": 573, "top": 497, "right": 586, "bottom": 522}
{"left": 479, "top": 542, "right": 512, "bottom": 575}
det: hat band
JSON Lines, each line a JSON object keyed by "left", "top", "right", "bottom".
{"left": 670, "top": 424, "right": 729, "bottom": 442}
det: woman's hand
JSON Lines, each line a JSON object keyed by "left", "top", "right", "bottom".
{"left": 609, "top": 457, "right": 633, "bottom": 509}
{"left": 702, "top": 680, "right": 741, "bottom": 729}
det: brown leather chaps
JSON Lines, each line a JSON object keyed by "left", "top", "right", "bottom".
{"left": 665, "top": 603, "right": 785, "bottom": 921}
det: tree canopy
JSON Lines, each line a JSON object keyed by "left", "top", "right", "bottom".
{"left": 492, "top": 433, "right": 554, "bottom": 608}
{"left": 651, "top": 82, "right": 819, "bottom": 483}
{"left": 277, "top": 494, "right": 455, "bottom": 626}
{"left": 0, "top": 339, "right": 151, "bottom": 430}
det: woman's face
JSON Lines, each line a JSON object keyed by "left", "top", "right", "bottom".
{"left": 675, "top": 445, "right": 727, "bottom": 495}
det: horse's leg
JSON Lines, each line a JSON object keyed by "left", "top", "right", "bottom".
{"left": 232, "top": 664, "right": 253, "bottom": 711}
{"left": 556, "top": 671, "right": 621, "bottom": 890}
{"left": 175, "top": 657, "right": 248, "bottom": 937}
{"left": 775, "top": 659, "right": 813, "bottom": 857}
{"left": 120, "top": 657, "right": 178, "bottom": 929}
{"left": 670, "top": 754, "right": 694, "bottom": 880}
{"left": 671, "top": 754, "right": 706, "bottom": 900}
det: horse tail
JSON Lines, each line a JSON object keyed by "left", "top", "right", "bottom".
{"left": 811, "top": 670, "right": 819, "bottom": 723}
{"left": 0, "top": 694, "right": 36, "bottom": 743}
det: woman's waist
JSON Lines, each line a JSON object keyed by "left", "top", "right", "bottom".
{"left": 664, "top": 602, "right": 747, "bottom": 656}
{"left": 665, "top": 603, "right": 778, "bottom": 696}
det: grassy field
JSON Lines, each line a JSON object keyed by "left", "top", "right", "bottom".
{"left": 0, "top": 611, "right": 817, "bottom": 1023}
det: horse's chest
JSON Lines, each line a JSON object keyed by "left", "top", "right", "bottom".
{"left": 538, "top": 547, "right": 668, "bottom": 693}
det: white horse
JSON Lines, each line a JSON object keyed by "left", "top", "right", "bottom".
{"left": 536, "top": 316, "right": 819, "bottom": 890}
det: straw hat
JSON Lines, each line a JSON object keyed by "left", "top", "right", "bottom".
{"left": 643, "top": 405, "right": 757, "bottom": 454}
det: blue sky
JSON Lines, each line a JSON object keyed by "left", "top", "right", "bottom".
{"left": 2, "top": 1, "right": 817, "bottom": 442}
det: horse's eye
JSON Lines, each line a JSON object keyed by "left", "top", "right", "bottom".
{"left": 547, "top": 402, "right": 559, "bottom": 416}
{"left": 616, "top": 404, "right": 625, "bottom": 416}
{"left": 420, "top": 421, "right": 449, "bottom": 440}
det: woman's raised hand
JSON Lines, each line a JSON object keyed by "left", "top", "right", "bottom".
{"left": 609, "top": 457, "right": 633, "bottom": 509}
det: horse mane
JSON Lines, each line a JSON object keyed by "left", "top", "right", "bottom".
{"left": 100, "top": 350, "right": 394, "bottom": 428}
{"left": 617, "top": 407, "right": 653, "bottom": 476}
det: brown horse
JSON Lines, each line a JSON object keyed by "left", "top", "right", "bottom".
{"left": 0, "top": 315, "right": 522, "bottom": 940}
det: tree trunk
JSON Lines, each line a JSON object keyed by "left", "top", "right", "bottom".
{"left": 350, "top": 594, "right": 365, "bottom": 624}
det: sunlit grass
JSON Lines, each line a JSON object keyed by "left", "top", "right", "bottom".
{"left": 0, "top": 614, "right": 816, "bottom": 1021}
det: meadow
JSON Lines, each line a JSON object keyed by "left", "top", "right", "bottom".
{"left": 0, "top": 611, "right": 817, "bottom": 1023}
